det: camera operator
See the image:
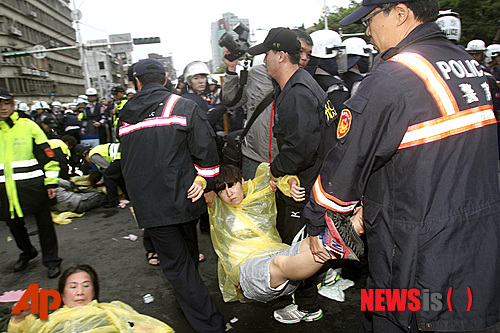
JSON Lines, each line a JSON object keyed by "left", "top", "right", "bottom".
{"left": 221, "top": 49, "right": 277, "bottom": 180}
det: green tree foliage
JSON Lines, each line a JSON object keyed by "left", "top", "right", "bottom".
{"left": 309, "top": 1, "right": 367, "bottom": 41}
{"left": 308, "top": 0, "right": 500, "bottom": 45}
{"left": 439, "top": 0, "right": 500, "bottom": 45}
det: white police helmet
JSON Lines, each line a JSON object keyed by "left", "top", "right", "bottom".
{"left": 17, "top": 102, "right": 29, "bottom": 112}
{"left": 466, "top": 39, "right": 486, "bottom": 52}
{"left": 436, "top": 10, "right": 461, "bottom": 43}
{"left": 310, "top": 29, "right": 342, "bottom": 58}
{"left": 51, "top": 101, "right": 62, "bottom": 108}
{"left": 183, "top": 61, "right": 210, "bottom": 84}
{"left": 85, "top": 87, "right": 98, "bottom": 96}
{"left": 341, "top": 37, "right": 370, "bottom": 57}
{"left": 486, "top": 44, "right": 500, "bottom": 59}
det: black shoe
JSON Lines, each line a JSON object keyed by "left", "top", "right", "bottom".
{"left": 13, "top": 249, "right": 38, "bottom": 272}
{"left": 103, "top": 200, "right": 119, "bottom": 208}
{"left": 48, "top": 265, "right": 61, "bottom": 279}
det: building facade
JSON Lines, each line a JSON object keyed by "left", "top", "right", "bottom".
{"left": 210, "top": 12, "right": 249, "bottom": 72}
{"left": 85, "top": 39, "right": 127, "bottom": 99}
{"left": 0, "top": 0, "right": 84, "bottom": 103}
{"left": 147, "top": 53, "right": 176, "bottom": 81}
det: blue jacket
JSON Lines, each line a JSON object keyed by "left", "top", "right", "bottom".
{"left": 305, "top": 23, "right": 500, "bottom": 331}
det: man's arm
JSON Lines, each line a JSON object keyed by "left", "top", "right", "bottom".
{"left": 188, "top": 105, "right": 220, "bottom": 191}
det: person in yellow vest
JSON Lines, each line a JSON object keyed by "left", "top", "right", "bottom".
{"left": 85, "top": 143, "right": 126, "bottom": 208}
{"left": 47, "top": 139, "right": 71, "bottom": 180}
{"left": 110, "top": 86, "right": 127, "bottom": 142}
{"left": 0, "top": 88, "right": 62, "bottom": 279}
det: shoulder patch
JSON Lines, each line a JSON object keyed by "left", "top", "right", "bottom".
{"left": 337, "top": 109, "right": 352, "bottom": 139}
{"left": 324, "top": 100, "right": 338, "bottom": 126}
{"left": 44, "top": 147, "right": 55, "bottom": 158}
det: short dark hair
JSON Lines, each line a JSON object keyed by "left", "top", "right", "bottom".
{"left": 215, "top": 164, "right": 242, "bottom": 193}
{"left": 381, "top": 0, "right": 439, "bottom": 23}
{"left": 58, "top": 264, "right": 100, "bottom": 302}
{"left": 136, "top": 72, "right": 166, "bottom": 86}
{"left": 89, "top": 171, "right": 103, "bottom": 188}
{"left": 292, "top": 29, "right": 313, "bottom": 46}
{"left": 61, "top": 134, "right": 77, "bottom": 149}
{"left": 288, "top": 53, "right": 301, "bottom": 65}
{"left": 272, "top": 50, "right": 301, "bottom": 65}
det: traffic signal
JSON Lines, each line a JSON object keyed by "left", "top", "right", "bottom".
{"left": 133, "top": 37, "right": 161, "bottom": 45}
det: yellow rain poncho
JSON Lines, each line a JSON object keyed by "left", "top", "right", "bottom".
{"left": 208, "top": 163, "right": 297, "bottom": 302}
{"left": 8, "top": 300, "right": 173, "bottom": 333}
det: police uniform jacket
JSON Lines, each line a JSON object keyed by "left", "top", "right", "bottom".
{"left": 270, "top": 68, "right": 327, "bottom": 207}
{"left": 305, "top": 23, "right": 500, "bottom": 331}
{"left": 0, "top": 112, "right": 60, "bottom": 220}
{"left": 118, "top": 83, "right": 220, "bottom": 229}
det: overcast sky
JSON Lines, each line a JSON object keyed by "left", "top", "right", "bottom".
{"left": 70, "top": 0, "right": 352, "bottom": 76}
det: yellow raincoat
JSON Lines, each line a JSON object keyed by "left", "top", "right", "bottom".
{"left": 8, "top": 300, "right": 173, "bottom": 332}
{"left": 208, "top": 163, "right": 298, "bottom": 302}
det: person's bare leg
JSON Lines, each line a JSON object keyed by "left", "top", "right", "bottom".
{"left": 269, "top": 207, "right": 365, "bottom": 288}
{"left": 269, "top": 238, "right": 324, "bottom": 288}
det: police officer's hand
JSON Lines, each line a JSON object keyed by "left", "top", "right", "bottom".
{"left": 92, "top": 121, "right": 101, "bottom": 127}
{"left": 187, "top": 180, "right": 204, "bottom": 202}
{"left": 309, "top": 235, "right": 332, "bottom": 264}
{"left": 47, "top": 188, "right": 57, "bottom": 199}
{"left": 222, "top": 48, "right": 238, "bottom": 72}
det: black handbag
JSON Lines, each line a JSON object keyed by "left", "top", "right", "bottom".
{"left": 222, "top": 92, "right": 274, "bottom": 167}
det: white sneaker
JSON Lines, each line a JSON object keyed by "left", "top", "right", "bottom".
{"left": 273, "top": 303, "right": 323, "bottom": 324}
{"left": 321, "top": 268, "right": 341, "bottom": 287}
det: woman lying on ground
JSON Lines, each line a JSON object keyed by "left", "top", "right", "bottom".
{"left": 208, "top": 163, "right": 364, "bottom": 303}
{"left": 8, "top": 264, "right": 173, "bottom": 332}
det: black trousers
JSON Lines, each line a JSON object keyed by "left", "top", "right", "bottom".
{"left": 6, "top": 207, "right": 62, "bottom": 268}
{"left": 103, "top": 160, "right": 127, "bottom": 203}
{"left": 276, "top": 191, "right": 321, "bottom": 313}
{"left": 359, "top": 311, "right": 500, "bottom": 333}
{"left": 143, "top": 229, "right": 156, "bottom": 254}
{"left": 147, "top": 220, "right": 224, "bottom": 333}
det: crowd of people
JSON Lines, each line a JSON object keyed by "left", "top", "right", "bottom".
{"left": 1, "top": 0, "right": 500, "bottom": 332}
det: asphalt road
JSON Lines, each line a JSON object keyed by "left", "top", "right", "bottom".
{"left": 0, "top": 205, "right": 368, "bottom": 332}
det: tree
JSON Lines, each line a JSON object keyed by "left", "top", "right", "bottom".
{"left": 439, "top": 0, "right": 500, "bottom": 45}
{"left": 308, "top": 1, "right": 367, "bottom": 41}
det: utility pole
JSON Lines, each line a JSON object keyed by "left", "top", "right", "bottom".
{"left": 323, "top": 1, "right": 330, "bottom": 30}
{"left": 71, "top": 5, "right": 91, "bottom": 89}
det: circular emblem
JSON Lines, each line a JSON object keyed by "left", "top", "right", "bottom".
{"left": 337, "top": 109, "right": 352, "bottom": 139}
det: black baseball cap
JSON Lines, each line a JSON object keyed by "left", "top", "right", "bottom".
{"left": 42, "top": 115, "right": 58, "bottom": 128}
{"left": 0, "top": 88, "right": 13, "bottom": 100}
{"left": 248, "top": 27, "right": 301, "bottom": 55}
{"left": 111, "top": 86, "right": 125, "bottom": 95}
{"left": 133, "top": 59, "right": 165, "bottom": 78}
{"left": 339, "top": 0, "right": 415, "bottom": 26}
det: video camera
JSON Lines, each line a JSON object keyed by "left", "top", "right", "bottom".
{"left": 219, "top": 22, "right": 250, "bottom": 62}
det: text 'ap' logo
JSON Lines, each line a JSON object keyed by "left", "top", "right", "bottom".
{"left": 11, "top": 284, "right": 61, "bottom": 320}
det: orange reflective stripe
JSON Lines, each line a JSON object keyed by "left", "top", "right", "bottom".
{"left": 389, "top": 52, "right": 496, "bottom": 150}
{"left": 313, "top": 175, "right": 358, "bottom": 213}
{"left": 389, "top": 52, "right": 459, "bottom": 116}
{"left": 398, "top": 105, "right": 496, "bottom": 149}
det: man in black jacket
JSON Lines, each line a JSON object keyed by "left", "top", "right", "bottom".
{"left": 248, "top": 27, "right": 330, "bottom": 324}
{"left": 119, "top": 59, "right": 224, "bottom": 333}
{"left": 305, "top": 0, "right": 500, "bottom": 332}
